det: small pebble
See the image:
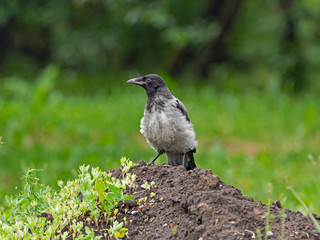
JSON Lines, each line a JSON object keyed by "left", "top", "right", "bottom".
{"left": 131, "top": 210, "right": 139, "bottom": 215}
{"left": 267, "top": 231, "right": 273, "bottom": 236}
{"left": 253, "top": 208, "right": 262, "bottom": 215}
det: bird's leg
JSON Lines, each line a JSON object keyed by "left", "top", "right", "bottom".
{"left": 181, "top": 153, "right": 186, "bottom": 167}
{"left": 148, "top": 152, "right": 163, "bottom": 166}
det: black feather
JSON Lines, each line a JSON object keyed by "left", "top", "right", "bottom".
{"left": 185, "top": 150, "right": 196, "bottom": 170}
{"left": 176, "top": 100, "right": 190, "bottom": 122}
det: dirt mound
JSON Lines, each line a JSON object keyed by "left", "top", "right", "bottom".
{"left": 107, "top": 161, "right": 320, "bottom": 240}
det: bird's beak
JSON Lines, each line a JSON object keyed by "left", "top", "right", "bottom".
{"left": 127, "top": 77, "right": 146, "bottom": 86}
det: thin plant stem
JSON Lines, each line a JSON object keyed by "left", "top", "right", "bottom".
{"left": 287, "top": 186, "right": 320, "bottom": 234}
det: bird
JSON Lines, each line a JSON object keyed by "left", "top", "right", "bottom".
{"left": 127, "top": 73, "right": 197, "bottom": 170}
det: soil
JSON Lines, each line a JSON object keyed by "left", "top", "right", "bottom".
{"left": 47, "top": 161, "right": 320, "bottom": 239}
{"left": 102, "top": 161, "right": 320, "bottom": 240}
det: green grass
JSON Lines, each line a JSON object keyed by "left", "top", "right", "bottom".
{"left": 0, "top": 66, "right": 319, "bottom": 214}
{"left": 0, "top": 157, "right": 136, "bottom": 239}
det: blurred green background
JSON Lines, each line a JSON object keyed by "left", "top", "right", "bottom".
{"left": 0, "top": 0, "right": 319, "bottom": 214}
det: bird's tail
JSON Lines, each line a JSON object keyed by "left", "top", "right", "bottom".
{"left": 165, "top": 149, "right": 196, "bottom": 170}
{"left": 185, "top": 149, "right": 196, "bottom": 170}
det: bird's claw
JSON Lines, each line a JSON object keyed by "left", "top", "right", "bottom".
{"left": 147, "top": 152, "right": 163, "bottom": 166}
{"left": 147, "top": 161, "right": 155, "bottom": 166}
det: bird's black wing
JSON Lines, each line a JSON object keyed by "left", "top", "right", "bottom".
{"left": 175, "top": 99, "right": 190, "bottom": 122}
{"left": 185, "top": 149, "right": 196, "bottom": 170}
{"left": 175, "top": 99, "right": 197, "bottom": 155}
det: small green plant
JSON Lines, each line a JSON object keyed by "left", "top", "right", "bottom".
{"left": 108, "top": 220, "right": 128, "bottom": 239}
{"left": 264, "top": 202, "right": 272, "bottom": 240}
{"left": 279, "top": 209, "right": 286, "bottom": 240}
{"left": 0, "top": 157, "right": 136, "bottom": 239}
{"left": 287, "top": 186, "right": 320, "bottom": 234}
{"left": 141, "top": 181, "right": 156, "bottom": 190}
{"left": 136, "top": 197, "right": 147, "bottom": 206}
{"left": 286, "top": 154, "right": 320, "bottom": 235}
{"left": 170, "top": 225, "right": 178, "bottom": 236}
{"left": 256, "top": 183, "right": 275, "bottom": 240}
{"left": 256, "top": 228, "right": 262, "bottom": 240}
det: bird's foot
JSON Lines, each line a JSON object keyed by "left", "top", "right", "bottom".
{"left": 147, "top": 152, "right": 163, "bottom": 166}
{"left": 147, "top": 160, "right": 156, "bottom": 166}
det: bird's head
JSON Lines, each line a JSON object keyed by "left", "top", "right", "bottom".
{"left": 127, "top": 74, "right": 168, "bottom": 97}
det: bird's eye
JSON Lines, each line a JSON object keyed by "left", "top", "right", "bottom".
{"left": 146, "top": 78, "right": 152, "bottom": 84}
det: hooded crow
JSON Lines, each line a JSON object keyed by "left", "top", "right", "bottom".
{"left": 127, "top": 74, "right": 197, "bottom": 170}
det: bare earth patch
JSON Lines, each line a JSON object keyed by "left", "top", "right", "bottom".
{"left": 104, "top": 161, "right": 320, "bottom": 240}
